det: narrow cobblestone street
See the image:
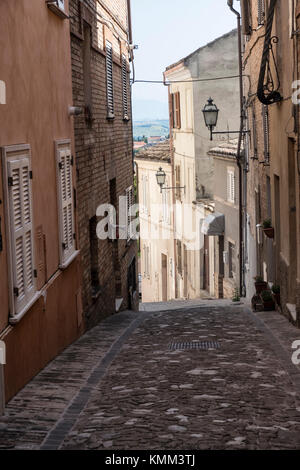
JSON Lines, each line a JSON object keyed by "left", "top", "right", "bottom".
{"left": 1, "top": 301, "right": 300, "bottom": 450}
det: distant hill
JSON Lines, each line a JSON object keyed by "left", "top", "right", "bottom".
{"left": 133, "top": 120, "right": 169, "bottom": 140}
{"left": 132, "top": 99, "right": 168, "bottom": 121}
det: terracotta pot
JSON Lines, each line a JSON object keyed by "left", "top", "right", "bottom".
{"left": 263, "top": 227, "right": 274, "bottom": 238}
{"left": 255, "top": 281, "right": 268, "bottom": 294}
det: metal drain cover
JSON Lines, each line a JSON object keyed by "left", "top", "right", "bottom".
{"left": 169, "top": 341, "right": 220, "bottom": 351}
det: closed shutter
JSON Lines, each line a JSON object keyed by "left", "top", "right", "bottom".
{"left": 56, "top": 144, "right": 75, "bottom": 266}
{"left": 175, "top": 92, "right": 181, "bottom": 129}
{"left": 262, "top": 104, "right": 270, "bottom": 163}
{"left": 126, "top": 186, "right": 134, "bottom": 241}
{"left": 122, "top": 54, "right": 128, "bottom": 119}
{"left": 175, "top": 165, "right": 181, "bottom": 199}
{"left": 258, "top": 0, "right": 265, "bottom": 25}
{"left": 6, "top": 153, "right": 36, "bottom": 314}
{"left": 169, "top": 91, "right": 174, "bottom": 129}
{"left": 241, "top": 0, "right": 251, "bottom": 35}
{"left": 251, "top": 103, "right": 258, "bottom": 158}
{"left": 227, "top": 169, "right": 235, "bottom": 204}
{"left": 106, "top": 41, "right": 114, "bottom": 117}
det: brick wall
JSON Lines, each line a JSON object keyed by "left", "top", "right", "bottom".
{"left": 70, "top": 0, "right": 137, "bottom": 327}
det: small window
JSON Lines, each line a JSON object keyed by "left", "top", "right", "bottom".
{"left": 171, "top": 92, "right": 181, "bottom": 129}
{"left": 55, "top": 141, "right": 76, "bottom": 268}
{"left": 122, "top": 54, "right": 129, "bottom": 120}
{"left": 227, "top": 169, "right": 235, "bottom": 204}
{"left": 106, "top": 41, "right": 114, "bottom": 119}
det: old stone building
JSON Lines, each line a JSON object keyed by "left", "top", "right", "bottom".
{"left": 135, "top": 141, "right": 176, "bottom": 302}
{"left": 69, "top": 0, "right": 138, "bottom": 326}
{"left": 164, "top": 31, "right": 240, "bottom": 299}
{"left": 241, "top": 0, "right": 300, "bottom": 326}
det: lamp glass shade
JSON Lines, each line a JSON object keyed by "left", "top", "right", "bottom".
{"left": 202, "top": 98, "right": 219, "bottom": 128}
{"left": 156, "top": 167, "right": 166, "bottom": 187}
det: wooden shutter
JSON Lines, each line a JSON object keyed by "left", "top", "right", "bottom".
{"left": 56, "top": 143, "right": 75, "bottom": 266}
{"left": 241, "top": 0, "right": 251, "bottom": 35}
{"left": 251, "top": 103, "right": 258, "bottom": 158}
{"left": 106, "top": 41, "right": 114, "bottom": 117}
{"left": 4, "top": 146, "right": 36, "bottom": 315}
{"left": 122, "top": 54, "right": 128, "bottom": 119}
{"left": 262, "top": 104, "right": 270, "bottom": 163}
{"left": 168, "top": 90, "right": 174, "bottom": 129}
{"left": 126, "top": 186, "right": 134, "bottom": 241}
{"left": 175, "top": 92, "right": 181, "bottom": 129}
{"left": 258, "top": 0, "right": 265, "bottom": 25}
{"left": 175, "top": 165, "right": 181, "bottom": 199}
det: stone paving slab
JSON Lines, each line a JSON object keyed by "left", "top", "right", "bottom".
{"left": 0, "top": 310, "right": 139, "bottom": 450}
{"left": 0, "top": 303, "right": 300, "bottom": 450}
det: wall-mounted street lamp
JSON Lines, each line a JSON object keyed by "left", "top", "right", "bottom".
{"left": 202, "top": 97, "right": 249, "bottom": 141}
{"left": 156, "top": 167, "right": 185, "bottom": 194}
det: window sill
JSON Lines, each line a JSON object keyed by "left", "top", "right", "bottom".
{"left": 46, "top": 1, "right": 69, "bottom": 19}
{"left": 9, "top": 292, "right": 42, "bottom": 325}
{"left": 59, "top": 250, "right": 80, "bottom": 271}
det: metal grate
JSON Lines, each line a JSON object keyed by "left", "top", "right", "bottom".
{"left": 169, "top": 341, "right": 220, "bottom": 351}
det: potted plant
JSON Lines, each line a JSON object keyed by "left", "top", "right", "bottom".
{"left": 232, "top": 288, "right": 241, "bottom": 303}
{"left": 260, "top": 289, "right": 275, "bottom": 311}
{"left": 262, "top": 218, "right": 274, "bottom": 238}
{"left": 254, "top": 276, "right": 268, "bottom": 294}
{"left": 271, "top": 284, "right": 281, "bottom": 306}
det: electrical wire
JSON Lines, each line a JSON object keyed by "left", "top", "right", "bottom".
{"left": 132, "top": 75, "right": 241, "bottom": 85}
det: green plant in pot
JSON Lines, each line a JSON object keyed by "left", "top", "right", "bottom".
{"left": 254, "top": 275, "right": 268, "bottom": 294}
{"left": 260, "top": 289, "right": 275, "bottom": 311}
{"left": 262, "top": 218, "right": 274, "bottom": 238}
{"left": 232, "top": 287, "right": 240, "bottom": 303}
{"left": 271, "top": 284, "right": 281, "bottom": 306}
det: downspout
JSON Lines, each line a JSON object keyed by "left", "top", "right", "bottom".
{"left": 227, "top": 0, "right": 245, "bottom": 296}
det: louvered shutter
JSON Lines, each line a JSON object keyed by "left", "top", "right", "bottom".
{"left": 7, "top": 156, "right": 36, "bottom": 314}
{"left": 227, "top": 169, "right": 235, "bottom": 203}
{"left": 126, "top": 186, "right": 134, "bottom": 241}
{"left": 106, "top": 41, "right": 114, "bottom": 118}
{"left": 241, "top": 0, "right": 251, "bottom": 35}
{"left": 258, "top": 0, "right": 265, "bottom": 25}
{"left": 56, "top": 146, "right": 75, "bottom": 266}
{"left": 122, "top": 54, "right": 128, "bottom": 119}
{"left": 262, "top": 104, "right": 270, "bottom": 163}
{"left": 175, "top": 92, "right": 181, "bottom": 129}
{"left": 169, "top": 91, "right": 174, "bottom": 129}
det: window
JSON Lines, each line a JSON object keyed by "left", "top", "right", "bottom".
{"left": 162, "top": 178, "right": 170, "bottom": 223}
{"left": 175, "top": 165, "right": 181, "bottom": 200}
{"left": 126, "top": 186, "right": 134, "bottom": 241}
{"left": 258, "top": 0, "right": 265, "bottom": 26}
{"left": 227, "top": 168, "right": 235, "bottom": 204}
{"left": 228, "top": 242, "right": 235, "bottom": 279}
{"left": 90, "top": 216, "right": 100, "bottom": 296}
{"left": 251, "top": 103, "right": 258, "bottom": 159}
{"left": 143, "top": 245, "right": 150, "bottom": 277}
{"left": 55, "top": 141, "right": 76, "bottom": 268}
{"left": 122, "top": 54, "right": 129, "bottom": 120}
{"left": 177, "top": 240, "right": 182, "bottom": 275}
{"left": 241, "top": 0, "right": 251, "bottom": 35}
{"left": 289, "top": 0, "right": 296, "bottom": 38}
{"left": 171, "top": 92, "right": 181, "bottom": 129}
{"left": 262, "top": 104, "right": 270, "bottom": 164}
{"left": 2, "top": 144, "right": 37, "bottom": 316}
{"left": 83, "top": 21, "right": 92, "bottom": 126}
{"left": 106, "top": 41, "right": 114, "bottom": 118}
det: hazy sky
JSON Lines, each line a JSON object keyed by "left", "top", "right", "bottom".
{"left": 131, "top": 0, "right": 238, "bottom": 118}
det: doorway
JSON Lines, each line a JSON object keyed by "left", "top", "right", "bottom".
{"left": 161, "top": 254, "right": 168, "bottom": 302}
{"left": 203, "top": 235, "right": 210, "bottom": 291}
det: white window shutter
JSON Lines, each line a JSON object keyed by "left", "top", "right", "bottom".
{"left": 126, "top": 186, "right": 134, "bottom": 241}
{"left": 7, "top": 155, "right": 36, "bottom": 314}
{"left": 56, "top": 144, "right": 75, "bottom": 266}
{"left": 122, "top": 54, "right": 128, "bottom": 119}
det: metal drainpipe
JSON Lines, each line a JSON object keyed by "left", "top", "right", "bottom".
{"left": 227, "top": 0, "right": 245, "bottom": 297}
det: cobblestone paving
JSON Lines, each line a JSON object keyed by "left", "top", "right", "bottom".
{"left": 1, "top": 303, "right": 300, "bottom": 450}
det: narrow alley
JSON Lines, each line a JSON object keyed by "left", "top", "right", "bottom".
{"left": 1, "top": 300, "right": 300, "bottom": 451}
